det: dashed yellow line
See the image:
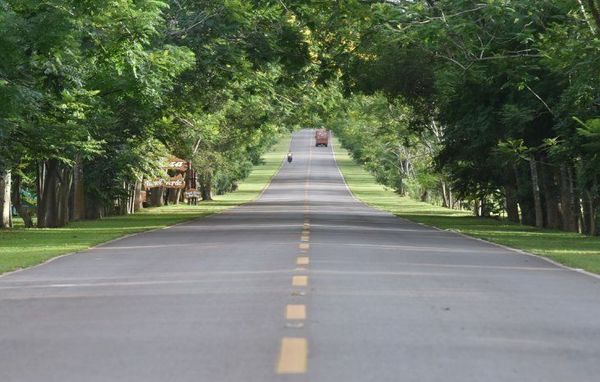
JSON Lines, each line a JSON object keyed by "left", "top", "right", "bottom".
{"left": 297, "top": 257, "right": 309, "bottom": 266}
{"left": 276, "top": 134, "right": 312, "bottom": 376}
{"left": 286, "top": 304, "right": 306, "bottom": 320}
{"left": 276, "top": 337, "right": 308, "bottom": 374}
{"left": 292, "top": 275, "right": 308, "bottom": 287}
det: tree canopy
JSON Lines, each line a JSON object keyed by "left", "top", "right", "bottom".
{"left": 1, "top": 0, "right": 599, "bottom": 235}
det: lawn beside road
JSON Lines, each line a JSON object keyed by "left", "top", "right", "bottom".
{"left": 333, "top": 139, "right": 600, "bottom": 275}
{"left": 0, "top": 136, "right": 290, "bottom": 275}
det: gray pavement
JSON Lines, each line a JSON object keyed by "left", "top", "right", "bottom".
{"left": 1, "top": 129, "right": 600, "bottom": 381}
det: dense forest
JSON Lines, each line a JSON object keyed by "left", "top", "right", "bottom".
{"left": 1, "top": 1, "right": 599, "bottom": 235}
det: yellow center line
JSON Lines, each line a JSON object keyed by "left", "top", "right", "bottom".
{"left": 276, "top": 136, "right": 311, "bottom": 376}
{"left": 297, "top": 257, "right": 309, "bottom": 265}
{"left": 292, "top": 275, "right": 308, "bottom": 287}
{"left": 276, "top": 337, "right": 308, "bottom": 374}
{"left": 286, "top": 304, "right": 306, "bottom": 320}
{"left": 303, "top": 134, "right": 312, "bottom": 214}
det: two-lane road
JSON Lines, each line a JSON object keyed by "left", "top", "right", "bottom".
{"left": 1, "top": 130, "right": 599, "bottom": 381}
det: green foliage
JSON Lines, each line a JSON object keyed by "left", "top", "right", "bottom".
{"left": 576, "top": 118, "right": 600, "bottom": 152}
{"left": 2, "top": 0, "right": 599, "bottom": 235}
{"left": 161, "top": 1, "right": 314, "bottom": 195}
{"left": 2, "top": 0, "right": 311, "bottom": 220}
{"left": 312, "top": 0, "right": 600, "bottom": 229}
{"left": 326, "top": 91, "right": 443, "bottom": 201}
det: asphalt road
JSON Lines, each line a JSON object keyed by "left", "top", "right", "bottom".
{"left": 1, "top": 130, "right": 600, "bottom": 381}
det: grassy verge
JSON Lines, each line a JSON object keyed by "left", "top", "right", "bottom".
{"left": 0, "top": 135, "right": 290, "bottom": 274}
{"left": 333, "top": 138, "right": 600, "bottom": 275}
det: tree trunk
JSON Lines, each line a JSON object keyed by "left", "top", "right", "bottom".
{"left": 0, "top": 169, "right": 12, "bottom": 228}
{"left": 569, "top": 166, "right": 583, "bottom": 233}
{"left": 582, "top": 190, "right": 597, "bottom": 235}
{"left": 37, "top": 160, "right": 73, "bottom": 228}
{"left": 559, "top": 164, "right": 577, "bottom": 232}
{"left": 70, "top": 157, "right": 85, "bottom": 221}
{"left": 57, "top": 165, "right": 72, "bottom": 226}
{"left": 200, "top": 179, "right": 213, "bottom": 201}
{"left": 514, "top": 162, "right": 534, "bottom": 225}
{"left": 529, "top": 155, "right": 544, "bottom": 228}
{"left": 167, "top": 189, "right": 181, "bottom": 205}
{"left": 480, "top": 197, "right": 491, "bottom": 217}
{"left": 582, "top": 175, "right": 599, "bottom": 236}
{"left": 37, "top": 160, "right": 57, "bottom": 227}
{"left": 520, "top": 202, "right": 535, "bottom": 226}
{"left": 125, "top": 182, "right": 136, "bottom": 215}
{"left": 11, "top": 173, "right": 34, "bottom": 228}
{"left": 150, "top": 187, "right": 165, "bottom": 207}
{"left": 116, "top": 182, "right": 129, "bottom": 215}
{"left": 504, "top": 184, "right": 520, "bottom": 223}
{"left": 134, "top": 181, "right": 144, "bottom": 211}
{"left": 540, "top": 159, "right": 561, "bottom": 229}
{"left": 441, "top": 181, "right": 450, "bottom": 208}
{"left": 473, "top": 198, "right": 487, "bottom": 217}
{"left": 587, "top": 0, "right": 600, "bottom": 31}
{"left": 85, "top": 195, "right": 105, "bottom": 220}
{"left": 36, "top": 161, "right": 45, "bottom": 223}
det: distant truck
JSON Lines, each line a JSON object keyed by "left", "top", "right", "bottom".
{"left": 315, "top": 129, "right": 329, "bottom": 147}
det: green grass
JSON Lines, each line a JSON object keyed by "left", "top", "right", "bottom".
{"left": 333, "top": 138, "right": 600, "bottom": 275}
{"left": 0, "top": 135, "right": 290, "bottom": 274}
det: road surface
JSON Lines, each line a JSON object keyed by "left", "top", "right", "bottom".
{"left": 1, "top": 130, "right": 599, "bottom": 381}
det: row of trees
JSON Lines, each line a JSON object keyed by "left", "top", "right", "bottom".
{"left": 2, "top": 1, "right": 599, "bottom": 236}
{"left": 304, "top": 0, "right": 600, "bottom": 235}
{"left": 0, "top": 0, "right": 318, "bottom": 228}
